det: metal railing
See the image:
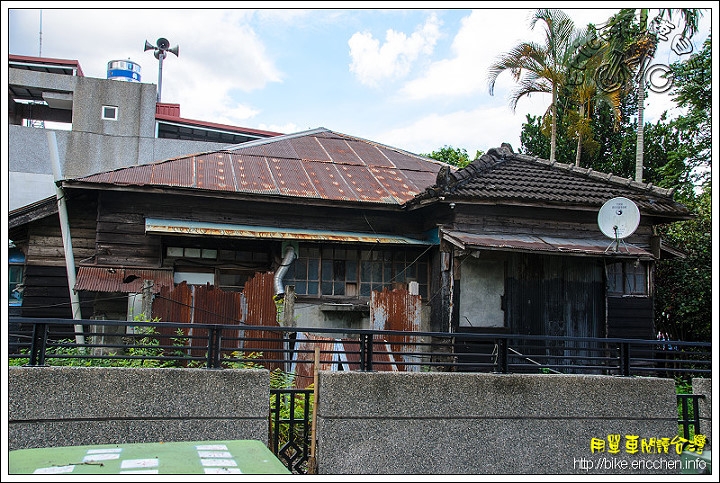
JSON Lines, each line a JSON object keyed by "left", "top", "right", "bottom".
{"left": 8, "top": 317, "right": 711, "bottom": 378}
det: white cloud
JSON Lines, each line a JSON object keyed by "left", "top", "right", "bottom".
{"left": 348, "top": 13, "right": 441, "bottom": 87}
{"left": 375, "top": 99, "right": 549, "bottom": 158}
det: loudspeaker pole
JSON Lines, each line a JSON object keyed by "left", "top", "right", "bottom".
{"left": 144, "top": 37, "right": 179, "bottom": 103}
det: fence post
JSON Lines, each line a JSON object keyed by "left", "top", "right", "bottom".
{"left": 494, "top": 337, "right": 508, "bottom": 374}
{"left": 206, "top": 325, "right": 222, "bottom": 369}
{"left": 618, "top": 342, "right": 630, "bottom": 376}
{"left": 27, "top": 322, "right": 49, "bottom": 367}
{"left": 359, "top": 333, "right": 373, "bottom": 371}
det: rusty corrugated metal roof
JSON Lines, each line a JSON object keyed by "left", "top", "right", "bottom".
{"left": 74, "top": 267, "right": 174, "bottom": 293}
{"left": 442, "top": 229, "right": 654, "bottom": 259}
{"left": 67, "top": 128, "right": 448, "bottom": 205}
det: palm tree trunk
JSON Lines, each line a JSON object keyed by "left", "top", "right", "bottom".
{"left": 550, "top": 82, "right": 557, "bottom": 161}
{"left": 575, "top": 103, "right": 585, "bottom": 166}
{"left": 635, "top": 63, "right": 646, "bottom": 182}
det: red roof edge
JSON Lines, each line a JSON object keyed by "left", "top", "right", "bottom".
{"left": 154, "top": 111, "right": 284, "bottom": 137}
{"left": 9, "top": 53, "right": 84, "bottom": 76}
{"left": 156, "top": 103, "right": 181, "bottom": 117}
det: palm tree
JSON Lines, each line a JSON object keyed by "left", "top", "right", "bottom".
{"left": 564, "top": 32, "right": 622, "bottom": 166}
{"left": 598, "top": 9, "right": 703, "bottom": 182}
{"left": 487, "top": 9, "right": 581, "bottom": 162}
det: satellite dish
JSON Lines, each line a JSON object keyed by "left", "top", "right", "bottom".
{"left": 598, "top": 196, "right": 640, "bottom": 240}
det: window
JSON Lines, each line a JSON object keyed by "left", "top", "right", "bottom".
{"left": 102, "top": 105, "right": 118, "bottom": 120}
{"left": 166, "top": 246, "right": 217, "bottom": 260}
{"left": 606, "top": 260, "right": 647, "bottom": 296}
{"left": 8, "top": 245, "right": 25, "bottom": 306}
{"left": 285, "top": 245, "right": 428, "bottom": 299}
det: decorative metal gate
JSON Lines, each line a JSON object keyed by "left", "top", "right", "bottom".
{"left": 269, "top": 388, "right": 314, "bottom": 474}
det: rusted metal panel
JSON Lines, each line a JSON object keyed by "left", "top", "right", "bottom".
{"left": 241, "top": 271, "right": 284, "bottom": 373}
{"left": 347, "top": 140, "right": 395, "bottom": 167}
{"left": 290, "top": 135, "right": 332, "bottom": 162}
{"left": 150, "top": 158, "right": 195, "bottom": 187}
{"left": 152, "top": 281, "right": 193, "bottom": 339}
{"left": 74, "top": 266, "right": 174, "bottom": 293}
{"left": 231, "top": 154, "right": 279, "bottom": 194}
{"left": 302, "top": 160, "right": 357, "bottom": 201}
{"left": 267, "top": 157, "right": 320, "bottom": 198}
{"left": 190, "top": 284, "right": 244, "bottom": 359}
{"left": 317, "top": 137, "right": 363, "bottom": 165}
{"left": 195, "top": 155, "right": 234, "bottom": 192}
{"left": 337, "top": 164, "right": 395, "bottom": 203}
{"left": 290, "top": 333, "right": 340, "bottom": 389}
{"left": 369, "top": 166, "right": 421, "bottom": 202}
{"left": 290, "top": 335, "right": 400, "bottom": 387}
{"left": 370, "top": 287, "right": 422, "bottom": 371}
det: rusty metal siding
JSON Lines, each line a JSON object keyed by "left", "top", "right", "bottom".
{"left": 152, "top": 281, "right": 192, "bottom": 340}
{"left": 241, "top": 271, "right": 284, "bottom": 372}
{"left": 370, "top": 287, "right": 422, "bottom": 371}
{"left": 74, "top": 267, "right": 174, "bottom": 293}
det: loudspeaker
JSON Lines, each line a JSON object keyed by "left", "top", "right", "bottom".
{"left": 144, "top": 40, "right": 154, "bottom": 52}
{"left": 156, "top": 38, "right": 170, "bottom": 50}
{"left": 167, "top": 45, "right": 179, "bottom": 57}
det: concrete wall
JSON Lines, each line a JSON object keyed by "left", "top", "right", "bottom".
{"left": 315, "top": 372, "right": 684, "bottom": 475}
{"left": 693, "top": 377, "right": 712, "bottom": 446}
{"left": 8, "top": 125, "right": 232, "bottom": 210}
{"left": 8, "top": 367, "right": 711, "bottom": 475}
{"left": 8, "top": 367, "right": 270, "bottom": 451}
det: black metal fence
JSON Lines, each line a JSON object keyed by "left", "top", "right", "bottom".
{"left": 7, "top": 317, "right": 711, "bottom": 475}
{"left": 8, "top": 317, "right": 712, "bottom": 378}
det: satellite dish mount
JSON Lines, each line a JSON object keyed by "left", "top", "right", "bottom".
{"left": 144, "top": 37, "right": 179, "bottom": 102}
{"left": 597, "top": 197, "right": 641, "bottom": 253}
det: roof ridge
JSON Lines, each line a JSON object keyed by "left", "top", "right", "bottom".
{"left": 509, "top": 151, "right": 675, "bottom": 197}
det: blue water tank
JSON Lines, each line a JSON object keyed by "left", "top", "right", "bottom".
{"left": 106, "top": 59, "right": 141, "bottom": 82}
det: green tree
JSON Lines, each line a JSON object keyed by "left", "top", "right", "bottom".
{"left": 667, "top": 34, "right": 711, "bottom": 192}
{"left": 422, "top": 145, "right": 482, "bottom": 168}
{"left": 487, "top": 9, "right": 583, "bottom": 162}
{"left": 597, "top": 8, "right": 703, "bottom": 182}
{"left": 653, "top": 35, "right": 712, "bottom": 343}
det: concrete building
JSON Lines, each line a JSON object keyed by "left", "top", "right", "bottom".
{"left": 8, "top": 54, "right": 282, "bottom": 211}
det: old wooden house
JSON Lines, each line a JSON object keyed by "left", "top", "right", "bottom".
{"left": 9, "top": 130, "right": 691, "bottom": 347}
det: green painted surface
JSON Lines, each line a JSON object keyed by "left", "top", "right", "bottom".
{"left": 9, "top": 439, "right": 290, "bottom": 475}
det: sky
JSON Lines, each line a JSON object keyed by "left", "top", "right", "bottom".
{"left": 4, "top": 3, "right": 716, "bottom": 158}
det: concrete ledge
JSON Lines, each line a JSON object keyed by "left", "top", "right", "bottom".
{"left": 8, "top": 367, "right": 269, "bottom": 451}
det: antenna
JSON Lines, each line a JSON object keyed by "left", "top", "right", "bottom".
{"left": 38, "top": 10, "right": 42, "bottom": 57}
{"left": 598, "top": 197, "right": 640, "bottom": 253}
{"left": 143, "top": 37, "right": 179, "bottom": 102}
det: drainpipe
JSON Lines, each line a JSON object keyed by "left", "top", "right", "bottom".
{"left": 47, "top": 131, "right": 85, "bottom": 345}
{"left": 274, "top": 245, "right": 296, "bottom": 296}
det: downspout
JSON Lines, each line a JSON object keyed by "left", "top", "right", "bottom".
{"left": 47, "top": 131, "right": 85, "bottom": 345}
{"left": 274, "top": 245, "right": 296, "bottom": 296}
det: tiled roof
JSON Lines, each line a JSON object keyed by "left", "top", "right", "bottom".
{"left": 69, "top": 128, "right": 447, "bottom": 206}
{"left": 411, "top": 144, "right": 691, "bottom": 218}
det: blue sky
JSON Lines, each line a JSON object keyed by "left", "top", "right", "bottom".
{"left": 4, "top": 3, "right": 716, "bottom": 157}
